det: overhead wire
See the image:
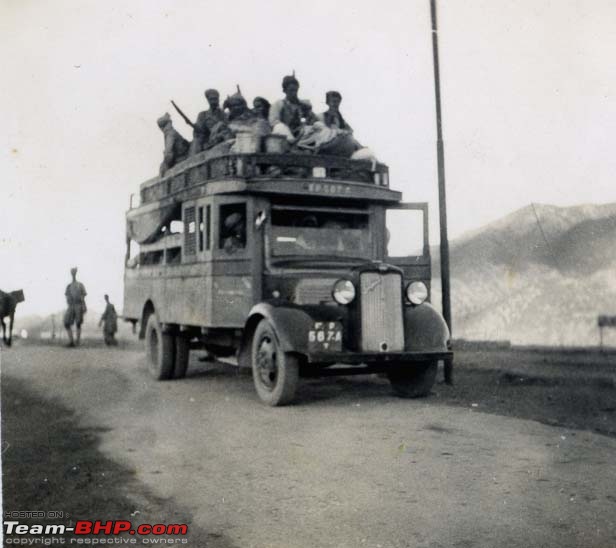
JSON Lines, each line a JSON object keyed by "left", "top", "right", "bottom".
{"left": 530, "top": 202, "right": 557, "bottom": 264}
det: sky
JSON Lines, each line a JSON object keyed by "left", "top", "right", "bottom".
{"left": 1, "top": 0, "right": 615, "bottom": 316}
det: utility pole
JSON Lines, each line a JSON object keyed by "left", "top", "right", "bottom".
{"left": 430, "top": 0, "right": 453, "bottom": 384}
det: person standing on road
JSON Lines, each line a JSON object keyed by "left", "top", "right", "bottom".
{"left": 99, "top": 294, "right": 118, "bottom": 346}
{"left": 64, "top": 267, "right": 87, "bottom": 348}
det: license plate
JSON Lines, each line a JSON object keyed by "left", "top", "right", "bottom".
{"left": 308, "top": 322, "right": 342, "bottom": 352}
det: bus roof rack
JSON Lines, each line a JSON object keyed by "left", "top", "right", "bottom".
{"left": 139, "top": 152, "right": 391, "bottom": 205}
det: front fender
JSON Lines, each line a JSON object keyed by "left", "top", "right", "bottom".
{"left": 240, "top": 303, "right": 316, "bottom": 367}
{"left": 404, "top": 302, "right": 450, "bottom": 352}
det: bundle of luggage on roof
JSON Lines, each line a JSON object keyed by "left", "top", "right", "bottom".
{"left": 157, "top": 73, "right": 375, "bottom": 176}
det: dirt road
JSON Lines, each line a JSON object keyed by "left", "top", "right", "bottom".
{"left": 3, "top": 343, "right": 616, "bottom": 548}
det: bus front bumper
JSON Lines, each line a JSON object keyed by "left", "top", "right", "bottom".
{"left": 303, "top": 350, "right": 453, "bottom": 373}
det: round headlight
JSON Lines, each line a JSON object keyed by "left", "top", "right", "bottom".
{"left": 406, "top": 281, "right": 428, "bottom": 305}
{"left": 332, "top": 279, "right": 356, "bottom": 305}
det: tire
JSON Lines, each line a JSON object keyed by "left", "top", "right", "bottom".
{"left": 388, "top": 361, "right": 438, "bottom": 398}
{"left": 173, "top": 335, "right": 190, "bottom": 379}
{"left": 251, "top": 320, "right": 299, "bottom": 406}
{"left": 145, "top": 314, "right": 175, "bottom": 380}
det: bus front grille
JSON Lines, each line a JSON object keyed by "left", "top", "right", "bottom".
{"left": 360, "top": 272, "right": 404, "bottom": 352}
{"left": 294, "top": 278, "right": 337, "bottom": 305}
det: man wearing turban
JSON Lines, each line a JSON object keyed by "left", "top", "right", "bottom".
{"left": 252, "top": 97, "right": 271, "bottom": 120}
{"left": 99, "top": 294, "right": 118, "bottom": 346}
{"left": 157, "top": 113, "right": 190, "bottom": 176}
{"left": 191, "top": 89, "right": 228, "bottom": 154}
{"left": 221, "top": 212, "right": 246, "bottom": 253}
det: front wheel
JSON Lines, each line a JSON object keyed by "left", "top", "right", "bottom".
{"left": 388, "top": 361, "right": 438, "bottom": 398}
{"left": 145, "top": 314, "right": 175, "bottom": 380}
{"left": 251, "top": 320, "right": 299, "bottom": 406}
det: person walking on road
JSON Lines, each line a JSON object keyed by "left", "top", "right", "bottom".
{"left": 63, "top": 267, "right": 87, "bottom": 347}
{"left": 99, "top": 294, "right": 118, "bottom": 346}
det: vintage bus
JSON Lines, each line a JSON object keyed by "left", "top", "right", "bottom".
{"left": 123, "top": 149, "right": 452, "bottom": 405}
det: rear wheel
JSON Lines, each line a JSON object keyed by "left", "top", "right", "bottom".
{"left": 388, "top": 361, "right": 438, "bottom": 398}
{"left": 145, "top": 314, "right": 175, "bottom": 380}
{"left": 251, "top": 320, "right": 299, "bottom": 406}
{"left": 174, "top": 335, "right": 190, "bottom": 379}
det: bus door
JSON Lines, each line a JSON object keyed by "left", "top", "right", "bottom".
{"left": 211, "top": 197, "right": 255, "bottom": 327}
{"left": 385, "top": 202, "right": 431, "bottom": 289}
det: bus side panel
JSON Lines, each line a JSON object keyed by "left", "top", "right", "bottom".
{"left": 160, "top": 270, "right": 212, "bottom": 326}
{"left": 211, "top": 275, "right": 253, "bottom": 327}
{"left": 123, "top": 268, "right": 156, "bottom": 320}
{"left": 157, "top": 271, "right": 253, "bottom": 328}
{"left": 124, "top": 262, "right": 254, "bottom": 328}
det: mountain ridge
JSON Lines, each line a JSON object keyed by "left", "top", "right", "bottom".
{"left": 434, "top": 201, "right": 616, "bottom": 346}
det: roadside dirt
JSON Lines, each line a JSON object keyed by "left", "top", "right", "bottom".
{"left": 434, "top": 348, "right": 616, "bottom": 438}
{"left": 1, "top": 373, "right": 235, "bottom": 547}
{"left": 2, "top": 342, "right": 616, "bottom": 548}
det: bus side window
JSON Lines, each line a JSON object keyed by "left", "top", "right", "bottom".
{"left": 198, "top": 205, "right": 212, "bottom": 252}
{"left": 206, "top": 205, "right": 211, "bottom": 250}
{"left": 184, "top": 206, "right": 196, "bottom": 256}
{"left": 219, "top": 203, "right": 246, "bottom": 253}
{"left": 198, "top": 206, "right": 204, "bottom": 252}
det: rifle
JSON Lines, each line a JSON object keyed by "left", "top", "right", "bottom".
{"left": 171, "top": 100, "right": 195, "bottom": 129}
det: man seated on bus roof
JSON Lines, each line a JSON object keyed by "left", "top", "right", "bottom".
{"left": 157, "top": 113, "right": 190, "bottom": 176}
{"left": 210, "top": 91, "right": 271, "bottom": 148}
{"left": 191, "top": 89, "right": 228, "bottom": 155}
{"left": 269, "top": 74, "right": 316, "bottom": 142}
{"left": 317, "top": 91, "right": 353, "bottom": 132}
{"left": 252, "top": 97, "right": 271, "bottom": 120}
{"left": 315, "top": 91, "right": 363, "bottom": 157}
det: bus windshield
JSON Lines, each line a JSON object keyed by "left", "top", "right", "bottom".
{"left": 270, "top": 207, "right": 372, "bottom": 260}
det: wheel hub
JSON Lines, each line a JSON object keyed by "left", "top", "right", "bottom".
{"left": 256, "top": 336, "right": 277, "bottom": 390}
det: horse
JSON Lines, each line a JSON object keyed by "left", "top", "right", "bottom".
{"left": 0, "top": 289, "right": 25, "bottom": 347}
